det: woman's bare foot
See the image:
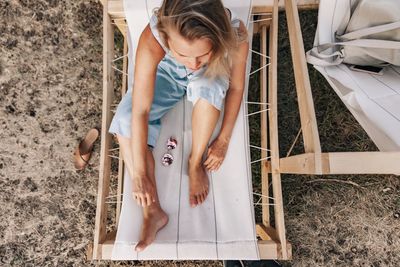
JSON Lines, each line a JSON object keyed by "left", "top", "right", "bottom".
{"left": 135, "top": 207, "right": 168, "bottom": 252}
{"left": 188, "top": 159, "right": 209, "bottom": 207}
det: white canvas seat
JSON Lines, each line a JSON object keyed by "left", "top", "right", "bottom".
{"left": 111, "top": 0, "right": 257, "bottom": 260}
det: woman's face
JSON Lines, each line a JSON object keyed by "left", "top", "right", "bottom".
{"left": 167, "top": 29, "right": 213, "bottom": 71}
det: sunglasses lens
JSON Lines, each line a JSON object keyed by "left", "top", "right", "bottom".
{"left": 166, "top": 137, "right": 178, "bottom": 150}
{"left": 162, "top": 153, "right": 174, "bottom": 166}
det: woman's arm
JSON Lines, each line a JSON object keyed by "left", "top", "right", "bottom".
{"left": 130, "top": 25, "right": 165, "bottom": 206}
{"left": 204, "top": 21, "right": 249, "bottom": 171}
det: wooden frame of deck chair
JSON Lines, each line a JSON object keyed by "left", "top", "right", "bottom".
{"left": 88, "top": 0, "right": 323, "bottom": 262}
{"left": 274, "top": 0, "right": 400, "bottom": 176}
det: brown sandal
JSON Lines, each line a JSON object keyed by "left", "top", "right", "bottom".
{"left": 74, "top": 128, "right": 99, "bottom": 170}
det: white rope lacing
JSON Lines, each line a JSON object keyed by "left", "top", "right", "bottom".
{"left": 253, "top": 192, "right": 276, "bottom": 206}
{"left": 246, "top": 108, "right": 270, "bottom": 117}
{"left": 245, "top": 101, "right": 270, "bottom": 105}
{"left": 249, "top": 144, "right": 271, "bottom": 152}
{"left": 105, "top": 201, "right": 120, "bottom": 204}
{"left": 250, "top": 17, "right": 272, "bottom": 23}
{"left": 250, "top": 49, "right": 271, "bottom": 59}
{"left": 109, "top": 147, "right": 120, "bottom": 152}
{"left": 248, "top": 49, "right": 271, "bottom": 76}
{"left": 106, "top": 194, "right": 123, "bottom": 199}
{"left": 111, "top": 65, "right": 129, "bottom": 76}
{"left": 108, "top": 155, "right": 120, "bottom": 160}
{"left": 253, "top": 192, "right": 275, "bottom": 201}
{"left": 112, "top": 54, "right": 128, "bottom": 63}
{"left": 251, "top": 156, "right": 271, "bottom": 164}
{"left": 249, "top": 63, "right": 271, "bottom": 76}
{"left": 246, "top": 101, "right": 270, "bottom": 117}
{"left": 246, "top": 101, "right": 270, "bottom": 116}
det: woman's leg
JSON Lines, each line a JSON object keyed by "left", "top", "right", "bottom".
{"left": 189, "top": 99, "right": 220, "bottom": 207}
{"left": 117, "top": 135, "right": 168, "bottom": 251}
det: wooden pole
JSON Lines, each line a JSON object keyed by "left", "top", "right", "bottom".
{"left": 260, "top": 23, "right": 270, "bottom": 227}
{"left": 284, "top": 0, "right": 322, "bottom": 175}
{"left": 93, "top": 0, "right": 115, "bottom": 259}
{"left": 269, "top": 0, "right": 288, "bottom": 259}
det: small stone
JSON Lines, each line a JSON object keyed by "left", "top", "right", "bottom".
{"left": 5, "top": 105, "right": 15, "bottom": 113}
{"left": 23, "top": 177, "right": 38, "bottom": 192}
{"left": 5, "top": 38, "right": 18, "bottom": 48}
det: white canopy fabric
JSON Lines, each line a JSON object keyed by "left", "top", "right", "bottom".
{"left": 309, "top": 0, "right": 400, "bottom": 151}
{"left": 111, "top": 0, "right": 259, "bottom": 260}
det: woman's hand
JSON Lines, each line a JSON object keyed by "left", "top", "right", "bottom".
{"left": 132, "top": 172, "right": 156, "bottom": 207}
{"left": 203, "top": 135, "right": 230, "bottom": 172}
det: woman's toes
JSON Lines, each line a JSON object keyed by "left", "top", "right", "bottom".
{"left": 196, "top": 194, "right": 202, "bottom": 205}
{"left": 135, "top": 241, "right": 148, "bottom": 252}
{"left": 190, "top": 195, "right": 197, "bottom": 207}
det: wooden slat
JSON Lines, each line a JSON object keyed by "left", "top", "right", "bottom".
{"left": 279, "top": 152, "right": 400, "bottom": 175}
{"left": 103, "top": 0, "right": 319, "bottom": 19}
{"left": 92, "top": 0, "right": 115, "bottom": 260}
{"left": 268, "top": 0, "right": 288, "bottom": 260}
{"left": 97, "top": 239, "right": 292, "bottom": 260}
{"left": 260, "top": 23, "right": 270, "bottom": 227}
{"left": 254, "top": 0, "right": 319, "bottom": 10}
{"left": 284, "top": 0, "right": 322, "bottom": 175}
{"left": 326, "top": 152, "right": 400, "bottom": 174}
{"left": 279, "top": 153, "right": 316, "bottom": 174}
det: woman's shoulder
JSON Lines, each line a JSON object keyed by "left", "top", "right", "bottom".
{"left": 140, "top": 24, "right": 166, "bottom": 58}
{"left": 149, "top": 13, "right": 169, "bottom": 51}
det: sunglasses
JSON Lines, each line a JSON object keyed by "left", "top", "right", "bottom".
{"left": 161, "top": 137, "right": 178, "bottom": 166}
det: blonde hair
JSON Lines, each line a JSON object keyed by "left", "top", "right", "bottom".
{"left": 155, "top": 0, "right": 247, "bottom": 79}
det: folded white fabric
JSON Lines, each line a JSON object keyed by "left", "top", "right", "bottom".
{"left": 308, "top": 0, "right": 400, "bottom": 151}
{"left": 111, "top": 0, "right": 259, "bottom": 260}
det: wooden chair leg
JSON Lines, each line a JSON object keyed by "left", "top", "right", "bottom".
{"left": 93, "top": 0, "right": 115, "bottom": 259}
{"left": 284, "top": 0, "right": 322, "bottom": 159}
{"left": 269, "top": 0, "right": 288, "bottom": 259}
{"left": 260, "top": 23, "right": 270, "bottom": 227}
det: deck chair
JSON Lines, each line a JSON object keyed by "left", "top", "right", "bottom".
{"left": 89, "top": 0, "right": 300, "bottom": 261}
{"left": 278, "top": 0, "right": 400, "bottom": 175}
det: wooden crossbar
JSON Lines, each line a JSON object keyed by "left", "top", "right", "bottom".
{"left": 104, "top": 0, "right": 320, "bottom": 19}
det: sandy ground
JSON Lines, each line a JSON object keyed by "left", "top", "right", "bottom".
{"left": 0, "top": 1, "right": 399, "bottom": 266}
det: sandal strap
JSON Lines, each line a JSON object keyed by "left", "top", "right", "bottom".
{"left": 79, "top": 153, "right": 90, "bottom": 164}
